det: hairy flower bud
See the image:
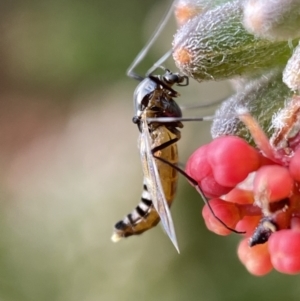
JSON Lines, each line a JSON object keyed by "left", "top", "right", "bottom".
{"left": 173, "top": 0, "right": 297, "bottom": 81}
{"left": 243, "top": 0, "right": 300, "bottom": 41}
{"left": 283, "top": 42, "right": 300, "bottom": 91}
{"left": 174, "top": 0, "right": 235, "bottom": 26}
{"left": 211, "top": 70, "right": 293, "bottom": 144}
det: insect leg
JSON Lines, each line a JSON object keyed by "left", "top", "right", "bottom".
{"left": 127, "top": 1, "right": 175, "bottom": 80}
{"left": 145, "top": 49, "right": 173, "bottom": 77}
{"left": 147, "top": 116, "right": 214, "bottom": 123}
{"left": 151, "top": 136, "right": 179, "bottom": 154}
{"left": 179, "top": 97, "right": 229, "bottom": 110}
{"left": 152, "top": 149, "right": 245, "bottom": 234}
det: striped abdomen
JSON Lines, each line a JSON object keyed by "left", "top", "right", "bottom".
{"left": 112, "top": 125, "right": 179, "bottom": 241}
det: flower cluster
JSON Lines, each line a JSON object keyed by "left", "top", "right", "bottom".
{"left": 172, "top": 0, "right": 300, "bottom": 275}
{"left": 186, "top": 96, "right": 300, "bottom": 276}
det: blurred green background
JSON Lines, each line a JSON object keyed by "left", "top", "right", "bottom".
{"left": 1, "top": 0, "right": 300, "bottom": 300}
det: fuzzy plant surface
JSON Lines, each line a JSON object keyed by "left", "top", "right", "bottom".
{"left": 173, "top": 0, "right": 300, "bottom": 276}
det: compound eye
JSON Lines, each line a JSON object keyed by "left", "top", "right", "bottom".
{"left": 164, "top": 73, "right": 179, "bottom": 84}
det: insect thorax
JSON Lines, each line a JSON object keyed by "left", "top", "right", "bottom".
{"left": 133, "top": 76, "right": 183, "bottom": 133}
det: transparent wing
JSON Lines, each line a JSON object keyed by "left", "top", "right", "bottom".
{"left": 140, "top": 119, "right": 179, "bottom": 252}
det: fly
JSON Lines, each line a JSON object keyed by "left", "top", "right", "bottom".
{"left": 111, "top": 69, "right": 188, "bottom": 252}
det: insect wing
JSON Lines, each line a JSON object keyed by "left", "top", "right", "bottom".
{"left": 140, "top": 119, "right": 179, "bottom": 252}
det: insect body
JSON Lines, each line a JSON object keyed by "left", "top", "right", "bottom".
{"left": 111, "top": 70, "right": 188, "bottom": 252}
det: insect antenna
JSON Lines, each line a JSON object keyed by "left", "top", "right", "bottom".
{"left": 126, "top": 1, "right": 175, "bottom": 80}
